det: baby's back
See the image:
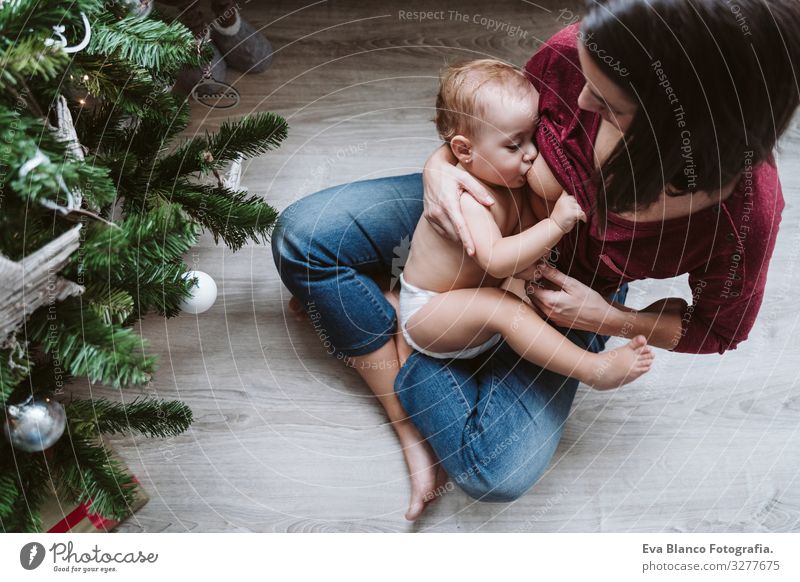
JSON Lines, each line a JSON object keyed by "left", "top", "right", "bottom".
{"left": 402, "top": 190, "right": 527, "bottom": 293}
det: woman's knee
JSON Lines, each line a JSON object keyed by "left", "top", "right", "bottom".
{"left": 272, "top": 174, "right": 424, "bottom": 270}
{"left": 393, "top": 351, "right": 444, "bottom": 412}
{"left": 271, "top": 196, "right": 325, "bottom": 267}
{"left": 454, "top": 463, "right": 543, "bottom": 503}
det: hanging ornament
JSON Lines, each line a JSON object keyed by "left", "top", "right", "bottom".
{"left": 44, "top": 13, "right": 92, "bottom": 54}
{"left": 3, "top": 395, "right": 67, "bottom": 453}
{"left": 18, "top": 148, "right": 81, "bottom": 213}
{"left": 53, "top": 94, "right": 86, "bottom": 163}
{"left": 191, "top": 70, "right": 240, "bottom": 110}
{"left": 179, "top": 271, "right": 218, "bottom": 314}
{"left": 222, "top": 156, "right": 244, "bottom": 190}
{"left": 119, "top": 0, "right": 153, "bottom": 18}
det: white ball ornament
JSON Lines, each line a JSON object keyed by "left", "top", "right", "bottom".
{"left": 179, "top": 271, "right": 218, "bottom": 314}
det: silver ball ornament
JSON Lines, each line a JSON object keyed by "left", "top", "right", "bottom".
{"left": 3, "top": 395, "right": 67, "bottom": 453}
{"left": 119, "top": 0, "right": 153, "bottom": 18}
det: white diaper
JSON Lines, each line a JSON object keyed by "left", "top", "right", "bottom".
{"left": 398, "top": 273, "right": 502, "bottom": 359}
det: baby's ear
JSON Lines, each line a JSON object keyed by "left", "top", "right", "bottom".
{"left": 449, "top": 135, "right": 472, "bottom": 163}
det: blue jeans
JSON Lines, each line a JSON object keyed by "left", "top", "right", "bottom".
{"left": 272, "top": 173, "right": 628, "bottom": 502}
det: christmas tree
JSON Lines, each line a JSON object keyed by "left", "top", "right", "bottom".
{"left": 0, "top": 0, "right": 288, "bottom": 531}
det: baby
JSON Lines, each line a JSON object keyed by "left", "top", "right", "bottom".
{"left": 398, "top": 59, "right": 654, "bottom": 389}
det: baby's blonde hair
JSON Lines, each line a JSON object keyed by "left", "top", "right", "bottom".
{"left": 435, "top": 59, "right": 533, "bottom": 143}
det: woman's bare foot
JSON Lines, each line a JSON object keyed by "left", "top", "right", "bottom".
{"left": 396, "top": 420, "right": 443, "bottom": 521}
{"left": 424, "top": 466, "right": 451, "bottom": 503}
{"left": 288, "top": 296, "right": 308, "bottom": 321}
{"left": 584, "top": 335, "right": 654, "bottom": 390}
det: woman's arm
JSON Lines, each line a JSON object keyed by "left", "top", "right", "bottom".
{"left": 422, "top": 143, "right": 495, "bottom": 256}
{"left": 525, "top": 262, "right": 686, "bottom": 350}
{"left": 461, "top": 192, "right": 586, "bottom": 279}
{"left": 599, "top": 298, "right": 685, "bottom": 350}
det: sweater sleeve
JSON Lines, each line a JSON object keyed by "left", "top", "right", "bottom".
{"left": 673, "top": 161, "right": 784, "bottom": 354}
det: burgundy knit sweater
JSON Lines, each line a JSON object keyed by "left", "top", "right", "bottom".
{"left": 524, "top": 24, "right": 784, "bottom": 354}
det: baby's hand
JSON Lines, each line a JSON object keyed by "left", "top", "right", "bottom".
{"left": 550, "top": 191, "right": 587, "bottom": 233}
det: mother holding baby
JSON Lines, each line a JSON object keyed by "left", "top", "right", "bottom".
{"left": 272, "top": 0, "right": 800, "bottom": 520}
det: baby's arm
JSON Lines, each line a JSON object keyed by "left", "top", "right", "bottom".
{"left": 460, "top": 191, "right": 585, "bottom": 279}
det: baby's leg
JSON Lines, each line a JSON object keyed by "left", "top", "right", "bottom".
{"left": 406, "top": 288, "right": 654, "bottom": 389}
{"left": 500, "top": 276, "right": 531, "bottom": 303}
{"left": 346, "top": 290, "right": 444, "bottom": 521}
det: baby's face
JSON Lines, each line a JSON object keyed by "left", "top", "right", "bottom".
{"left": 469, "top": 87, "right": 540, "bottom": 189}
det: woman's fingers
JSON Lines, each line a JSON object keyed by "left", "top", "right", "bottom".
{"left": 460, "top": 172, "right": 495, "bottom": 207}
{"left": 424, "top": 203, "right": 458, "bottom": 239}
{"left": 525, "top": 287, "right": 549, "bottom": 319}
{"left": 423, "top": 165, "right": 491, "bottom": 254}
{"left": 453, "top": 217, "right": 476, "bottom": 256}
{"left": 429, "top": 220, "right": 450, "bottom": 240}
{"left": 536, "top": 261, "right": 573, "bottom": 288}
{"left": 528, "top": 286, "right": 561, "bottom": 308}
{"left": 444, "top": 196, "right": 476, "bottom": 255}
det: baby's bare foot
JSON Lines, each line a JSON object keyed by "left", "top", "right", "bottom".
{"left": 396, "top": 421, "right": 442, "bottom": 521}
{"left": 586, "top": 335, "right": 654, "bottom": 390}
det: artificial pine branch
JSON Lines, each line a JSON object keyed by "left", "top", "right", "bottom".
{"left": 155, "top": 112, "right": 289, "bottom": 178}
{"left": 0, "top": 473, "right": 19, "bottom": 521}
{"left": 27, "top": 300, "right": 157, "bottom": 388}
{"left": 70, "top": 204, "right": 198, "bottom": 274}
{"left": 70, "top": 205, "right": 199, "bottom": 317}
{"left": 67, "top": 58, "right": 164, "bottom": 124}
{"left": 53, "top": 431, "right": 138, "bottom": 521}
{"left": 117, "top": 260, "right": 194, "bottom": 318}
{"left": 67, "top": 397, "right": 192, "bottom": 439}
{"left": 0, "top": 105, "right": 117, "bottom": 211}
{"left": 0, "top": 0, "right": 104, "bottom": 35}
{"left": 0, "top": 39, "right": 68, "bottom": 90}
{"left": 87, "top": 12, "right": 199, "bottom": 74}
{"left": 86, "top": 285, "right": 136, "bottom": 326}
{"left": 1, "top": 0, "right": 289, "bottom": 531}
{"left": 0, "top": 454, "right": 50, "bottom": 532}
{"left": 167, "top": 181, "right": 279, "bottom": 251}
{"left": 125, "top": 92, "right": 192, "bottom": 154}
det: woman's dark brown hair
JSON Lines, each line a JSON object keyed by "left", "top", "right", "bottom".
{"left": 581, "top": 0, "right": 800, "bottom": 218}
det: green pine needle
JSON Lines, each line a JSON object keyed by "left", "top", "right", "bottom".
{"left": 67, "top": 397, "right": 192, "bottom": 439}
{"left": 1, "top": 0, "right": 288, "bottom": 531}
{"left": 88, "top": 13, "right": 198, "bottom": 73}
{"left": 53, "top": 431, "right": 138, "bottom": 522}
{"left": 156, "top": 112, "right": 289, "bottom": 178}
{"left": 27, "top": 300, "right": 158, "bottom": 389}
{"left": 0, "top": 473, "right": 19, "bottom": 520}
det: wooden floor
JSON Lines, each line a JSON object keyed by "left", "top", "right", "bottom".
{"left": 106, "top": 0, "right": 800, "bottom": 532}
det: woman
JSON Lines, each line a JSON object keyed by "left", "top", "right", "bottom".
{"left": 271, "top": 0, "right": 800, "bottom": 520}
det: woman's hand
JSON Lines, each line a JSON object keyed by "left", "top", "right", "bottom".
{"left": 525, "top": 261, "right": 618, "bottom": 333}
{"left": 422, "top": 145, "right": 495, "bottom": 256}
